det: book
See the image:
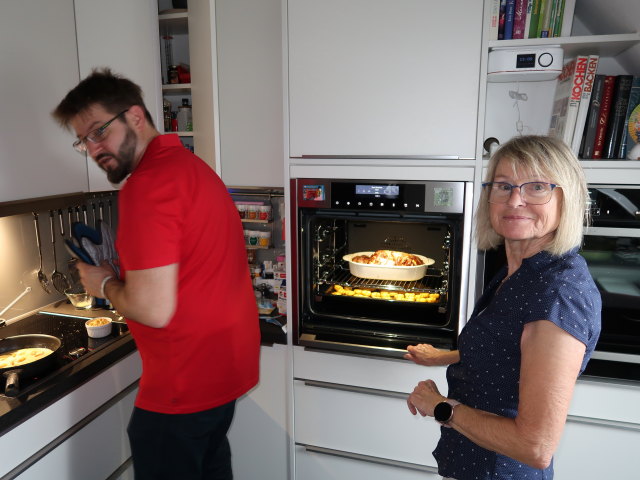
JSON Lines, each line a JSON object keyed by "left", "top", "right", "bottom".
{"left": 523, "top": 0, "right": 534, "bottom": 39}
{"left": 548, "top": 56, "right": 588, "bottom": 147}
{"left": 592, "top": 76, "right": 617, "bottom": 159}
{"left": 547, "top": 0, "right": 560, "bottom": 37}
{"left": 560, "top": 0, "right": 576, "bottom": 37}
{"left": 617, "top": 76, "right": 640, "bottom": 159}
{"left": 504, "top": 0, "right": 516, "bottom": 40}
{"left": 512, "top": 0, "right": 527, "bottom": 39}
{"left": 498, "top": 0, "right": 507, "bottom": 40}
{"left": 580, "top": 75, "right": 605, "bottom": 159}
{"left": 528, "top": 0, "right": 543, "bottom": 38}
{"left": 551, "top": 0, "right": 565, "bottom": 37}
{"left": 538, "top": 0, "right": 553, "bottom": 38}
{"left": 571, "top": 55, "right": 599, "bottom": 155}
{"left": 488, "top": 0, "right": 501, "bottom": 41}
{"left": 603, "top": 75, "right": 634, "bottom": 159}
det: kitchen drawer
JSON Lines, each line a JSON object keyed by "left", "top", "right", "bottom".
{"left": 570, "top": 377, "right": 640, "bottom": 424}
{"left": 293, "top": 379, "right": 441, "bottom": 468}
{"left": 293, "top": 346, "right": 449, "bottom": 393}
{"left": 294, "top": 445, "right": 440, "bottom": 480}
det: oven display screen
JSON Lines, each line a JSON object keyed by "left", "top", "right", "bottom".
{"left": 355, "top": 184, "right": 399, "bottom": 197}
{"left": 516, "top": 53, "right": 536, "bottom": 69}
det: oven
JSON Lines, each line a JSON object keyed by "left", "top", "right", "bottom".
{"left": 291, "top": 178, "right": 473, "bottom": 358}
{"left": 481, "top": 185, "right": 640, "bottom": 381}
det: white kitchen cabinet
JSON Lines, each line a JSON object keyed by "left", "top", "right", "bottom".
{"left": 295, "top": 445, "right": 440, "bottom": 480}
{"left": 292, "top": 347, "right": 449, "bottom": 477}
{"left": 15, "top": 388, "right": 137, "bottom": 480}
{"left": 287, "top": 0, "right": 483, "bottom": 160}
{"left": 228, "top": 343, "right": 290, "bottom": 480}
{"left": 215, "top": 0, "right": 285, "bottom": 187}
{"left": 75, "top": 0, "right": 163, "bottom": 193}
{"left": 0, "top": 0, "right": 85, "bottom": 203}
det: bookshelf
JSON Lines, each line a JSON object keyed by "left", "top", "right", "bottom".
{"left": 481, "top": 1, "right": 640, "bottom": 183}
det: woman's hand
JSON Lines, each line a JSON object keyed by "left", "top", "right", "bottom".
{"left": 404, "top": 343, "right": 457, "bottom": 366}
{"left": 407, "top": 379, "right": 446, "bottom": 417}
{"left": 75, "top": 260, "right": 117, "bottom": 297}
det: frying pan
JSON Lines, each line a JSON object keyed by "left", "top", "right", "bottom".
{"left": 0, "top": 334, "right": 61, "bottom": 397}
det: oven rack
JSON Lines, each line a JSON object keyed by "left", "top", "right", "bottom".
{"left": 320, "top": 269, "right": 444, "bottom": 294}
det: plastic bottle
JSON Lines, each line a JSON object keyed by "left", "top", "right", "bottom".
{"left": 177, "top": 98, "right": 192, "bottom": 132}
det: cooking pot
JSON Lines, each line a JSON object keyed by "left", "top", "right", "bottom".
{"left": 0, "top": 334, "right": 61, "bottom": 397}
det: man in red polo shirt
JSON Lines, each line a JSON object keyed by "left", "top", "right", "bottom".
{"left": 52, "top": 68, "right": 260, "bottom": 480}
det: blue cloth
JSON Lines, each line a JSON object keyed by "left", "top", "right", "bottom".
{"left": 434, "top": 249, "right": 601, "bottom": 480}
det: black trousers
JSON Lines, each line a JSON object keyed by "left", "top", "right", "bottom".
{"left": 127, "top": 400, "right": 236, "bottom": 480}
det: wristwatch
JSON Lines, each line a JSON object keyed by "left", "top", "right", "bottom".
{"left": 434, "top": 399, "right": 461, "bottom": 427}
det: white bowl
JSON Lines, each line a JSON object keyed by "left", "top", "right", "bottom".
{"left": 85, "top": 317, "right": 113, "bottom": 338}
{"left": 343, "top": 251, "right": 435, "bottom": 281}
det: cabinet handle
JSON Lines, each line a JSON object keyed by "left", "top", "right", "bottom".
{"left": 297, "top": 443, "right": 439, "bottom": 474}
{"left": 567, "top": 414, "right": 640, "bottom": 432}
{"left": 585, "top": 226, "right": 640, "bottom": 238}
{"left": 300, "top": 379, "right": 407, "bottom": 400}
{"left": 299, "top": 154, "right": 461, "bottom": 160}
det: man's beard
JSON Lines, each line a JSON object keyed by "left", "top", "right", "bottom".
{"left": 96, "top": 127, "right": 137, "bottom": 184}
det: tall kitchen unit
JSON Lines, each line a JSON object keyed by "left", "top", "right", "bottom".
{"left": 285, "top": 1, "right": 482, "bottom": 478}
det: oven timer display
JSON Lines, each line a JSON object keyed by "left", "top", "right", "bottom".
{"left": 434, "top": 187, "right": 454, "bottom": 207}
{"left": 355, "top": 184, "right": 400, "bottom": 197}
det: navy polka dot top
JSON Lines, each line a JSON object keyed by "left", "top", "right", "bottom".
{"left": 433, "top": 249, "right": 601, "bottom": 480}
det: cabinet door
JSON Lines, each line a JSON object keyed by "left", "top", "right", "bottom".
{"left": 0, "top": 0, "right": 84, "bottom": 203}
{"left": 15, "top": 388, "right": 136, "bottom": 480}
{"left": 228, "top": 344, "right": 289, "bottom": 480}
{"left": 295, "top": 445, "right": 440, "bottom": 480}
{"left": 288, "top": 0, "right": 482, "bottom": 159}
{"left": 74, "top": 0, "right": 162, "bottom": 193}
{"left": 553, "top": 417, "right": 640, "bottom": 479}
{"left": 216, "top": 0, "right": 285, "bottom": 187}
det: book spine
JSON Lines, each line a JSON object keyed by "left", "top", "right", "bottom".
{"left": 603, "top": 75, "right": 634, "bottom": 159}
{"left": 560, "top": 0, "right": 576, "bottom": 37}
{"left": 524, "top": 0, "right": 534, "bottom": 38}
{"left": 538, "top": 0, "right": 553, "bottom": 37}
{"left": 592, "top": 76, "right": 617, "bottom": 159}
{"left": 562, "top": 55, "right": 588, "bottom": 147}
{"left": 581, "top": 75, "right": 605, "bottom": 159}
{"left": 617, "top": 76, "right": 640, "bottom": 159}
{"left": 498, "top": 0, "right": 507, "bottom": 40}
{"left": 504, "top": 0, "right": 516, "bottom": 40}
{"left": 571, "top": 55, "right": 599, "bottom": 155}
{"left": 547, "top": 0, "right": 559, "bottom": 37}
{"left": 512, "top": 0, "right": 527, "bottom": 39}
{"left": 489, "top": 0, "right": 501, "bottom": 41}
{"left": 552, "top": 0, "right": 565, "bottom": 37}
{"left": 528, "top": 0, "right": 542, "bottom": 38}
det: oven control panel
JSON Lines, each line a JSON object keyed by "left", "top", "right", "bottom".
{"left": 296, "top": 179, "right": 464, "bottom": 214}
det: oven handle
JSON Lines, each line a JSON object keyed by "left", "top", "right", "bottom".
{"left": 567, "top": 414, "right": 640, "bottom": 432}
{"left": 584, "top": 227, "right": 640, "bottom": 238}
{"left": 299, "top": 378, "right": 408, "bottom": 400}
{"left": 296, "top": 443, "right": 440, "bottom": 474}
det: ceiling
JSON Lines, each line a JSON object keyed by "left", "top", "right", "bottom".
{"left": 575, "top": 0, "right": 640, "bottom": 73}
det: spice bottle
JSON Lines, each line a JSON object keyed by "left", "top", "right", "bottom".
{"left": 168, "top": 65, "right": 179, "bottom": 84}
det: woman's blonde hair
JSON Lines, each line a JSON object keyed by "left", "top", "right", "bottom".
{"left": 475, "top": 135, "right": 589, "bottom": 255}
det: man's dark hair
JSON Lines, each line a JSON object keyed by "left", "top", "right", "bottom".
{"left": 52, "top": 67, "right": 155, "bottom": 129}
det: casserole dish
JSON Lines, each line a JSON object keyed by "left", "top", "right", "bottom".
{"left": 342, "top": 251, "right": 435, "bottom": 281}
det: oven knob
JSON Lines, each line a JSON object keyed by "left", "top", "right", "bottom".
{"left": 380, "top": 202, "right": 384, "bottom": 207}
{"left": 346, "top": 201, "right": 351, "bottom": 205}
{"left": 369, "top": 202, "right": 373, "bottom": 207}
{"left": 68, "top": 347, "right": 88, "bottom": 359}
{"left": 334, "top": 201, "right": 340, "bottom": 206}
{"left": 357, "top": 201, "right": 362, "bottom": 206}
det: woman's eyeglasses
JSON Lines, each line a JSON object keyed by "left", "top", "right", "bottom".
{"left": 482, "top": 181, "right": 561, "bottom": 205}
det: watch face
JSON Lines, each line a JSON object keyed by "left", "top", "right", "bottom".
{"left": 434, "top": 401, "right": 454, "bottom": 423}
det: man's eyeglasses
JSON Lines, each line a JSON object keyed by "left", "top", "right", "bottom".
{"left": 72, "top": 109, "right": 129, "bottom": 153}
{"left": 482, "top": 181, "right": 561, "bottom": 205}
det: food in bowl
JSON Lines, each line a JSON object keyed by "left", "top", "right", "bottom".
{"left": 350, "top": 250, "right": 425, "bottom": 266}
{"left": 343, "top": 251, "right": 435, "bottom": 281}
{"left": 64, "top": 286, "right": 94, "bottom": 309}
{"left": 85, "top": 317, "right": 113, "bottom": 338}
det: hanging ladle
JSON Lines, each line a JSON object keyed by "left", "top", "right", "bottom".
{"left": 50, "top": 211, "right": 70, "bottom": 294}
{"left": 32, "top": 213, "right": 51, "bottom": 294}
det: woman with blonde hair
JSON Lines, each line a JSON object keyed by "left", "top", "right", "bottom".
{"left": 405, "top": 135, "right": 601, "bottom": 479}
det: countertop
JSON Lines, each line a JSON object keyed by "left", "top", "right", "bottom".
{"left": 0, "top": 300, "right": 286, "bottom": 437}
